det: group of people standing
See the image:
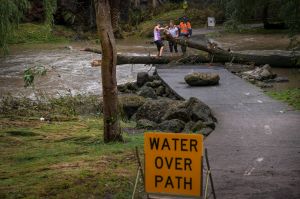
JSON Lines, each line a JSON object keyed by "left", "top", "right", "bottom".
{"left": 153, "top": 16, "right": 192, "bottom": 57}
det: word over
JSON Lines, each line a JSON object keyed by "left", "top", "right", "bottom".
{"left": 144, "top": 132, "right": 203, "bottom": 197}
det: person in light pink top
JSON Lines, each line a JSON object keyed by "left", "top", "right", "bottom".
{"left": 153, "top": 22, "right": 166, "bottom": 57}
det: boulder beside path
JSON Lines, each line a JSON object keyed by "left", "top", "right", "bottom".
{"left": 184, "top": 72, "right": 220, "bottom": 86}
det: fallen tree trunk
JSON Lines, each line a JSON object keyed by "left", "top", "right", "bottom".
{"left": 82, "top": 38, "right": 300, "bottom": 67}
{"left": 117, "top": 55, "right": 175, "bottom": 65}
{"left": 91, "top": 55, "right": 210, "bottom": 66}
{"left": 82, "top": 48, "right": 210, "bottom": 65}
{"left": 211, "top": 51, "right": 300, "bottom": 68}
{"left": 82, "top": 48, "right": 176, "bottom": 64}
{"left": 164, "top": 33, "right": 300, "bottom": 67}
{"left": 117, "top": 54, "right": 210, "bottom": 65}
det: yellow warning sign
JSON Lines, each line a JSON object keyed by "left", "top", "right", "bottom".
{"left": 144, "top": 132, "right": 203, "bottom": 197}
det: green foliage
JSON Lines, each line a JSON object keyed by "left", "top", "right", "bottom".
{"left": 43, "top": 0, "right": 57, "bottom": 39}
{"left": 126, "top": 3, "right": 181, "bottom": 32}
{"left": 0, "top": 0, "right": 57, "bottom": 55}
{"left": 280, "top": 0, "right": 300, "bottom": 35}
{"left": 137, "top": 9, "right": 185, "bottom": 37}
{"left": 0, "top": 94, "right": 103, "bottom": 118}
{"left": 23, "top": 65, "right": 47, "bottom": 88}
{"left": 8, "top": 23, "right": 73, "bottom": 44}
{"left": 221, "top": 0, "right": 262, "bottom": 22}
{"left": 220, "top": 0, "right": 300, "bottom": 33}
{"left": 0, "top": 0, "right": 28, "bottom": 54}
{"left": 266, "top": 88, "right": 300, "bottom": 110}
{"left": 43, "top": 0, "right": 57, "bottom": 25}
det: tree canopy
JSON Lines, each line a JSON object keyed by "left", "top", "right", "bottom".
{"left": 0, "top": 0, "right": 28, "bottom": 54}
{"left": 0, "top": 0, "right": 56, "bottom": 55}
{"left": 220, "top": 0, "right": 300, "bottom": 33}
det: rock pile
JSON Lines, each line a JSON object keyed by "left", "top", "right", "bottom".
{"left": 226, "top": 63, "right": 289, "bottom": 89}
{"left": 184, "top": 72, "right": 220, "bottom": 86}
{"left": 135, "top": 97, "right": 217, "bottom": 136}
{"left": 118, "top": 72, "right": 217, "bottom": 136}
{"left": 242, "top": 64, "right": 276, "bottom": 81}
{"left": 118, "top": 72, "right": 178, "bottom": 99}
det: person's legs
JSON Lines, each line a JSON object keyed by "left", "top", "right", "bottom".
{"left": 168, "top": 41, "right": 173, "bottom": 53}
{"left": 181, "top": 44, "right": 186, "bottom": 54}
{"left": 180, "top": 35, "right": 187, "bottom": 55}
{"left": 174, "top": 42, "right": 178, "bottom": 53}
{"left": 155, "top": 41, "right": 160, "bottom": 56}
{"left": 159, "top": 46, "right": 164, "bottom": 56}
{"left": 158, "top": 40, "right": 164, "bottom": 56}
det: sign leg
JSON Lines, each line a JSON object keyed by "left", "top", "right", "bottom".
{"left": 132, "top": 168, "right": 140, "bottom": 199}
{"left": 135, "top": 147, "right": 149, "bottom": 199}
{"left": 205, "top": 148, "right": 216, "bottom": 199}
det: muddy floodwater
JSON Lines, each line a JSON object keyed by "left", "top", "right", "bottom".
{"left": 264, "top": 68, "right": 300, "bottom": 91}
{"left": 0, "top": 41, "right": 156, "bottom": 99}
{"left": 0, "top": 34, "right": 299, "bottom": 99}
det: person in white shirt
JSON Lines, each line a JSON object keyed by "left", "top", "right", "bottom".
{"left": 168, "top": 20, "right": 179, "bottom": 55}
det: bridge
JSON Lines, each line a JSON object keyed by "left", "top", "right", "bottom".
{"left": 156, "top": 65, "right": 300, "bottom": 198}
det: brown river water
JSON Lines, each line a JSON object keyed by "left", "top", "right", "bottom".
{"left": 0, "top": 40, "right": 157, "bottom": 99}
{"left": 0, "top": 36, "right": 299, "bottom": 99}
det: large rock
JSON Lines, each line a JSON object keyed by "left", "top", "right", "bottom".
{"left": 183, "top": 121, "right": 196, "bottom": 132}
{"left": 119, "top": 94, "right": 146, "bottom": 119}
{"left": 158, "top": 119, "right": 186, "bottom": 133}
{"left": 201, "top": 127, "right": 214, "bottom": 136}
{"left": 242, "top": 64, "right": 276, "bottom": 80}
{"left": 203, "top": 121, "right": 216, "bottom": 129}
{"left": 184, "top": 72, "right": 220, "bottom": 86}
{"left": 155, "top": 86, "right": 165, "bottom": 96}
{"left": 136, "top": 119, "right": 157, "bottom": 130}
{"left": 145, "top": 80, "right": 163, "bottom": 88}
{"left": 184, "top": 97, "right": 215, "bottom": 122}
{"left": 191, "top": 121, "right": 205, "bottom": 132}
{"left": 135, "top": 99, "right": 180, "bottom": 123}
{"left": 117, "top": 82, "right": 138, "bottom": 93}
{"left": 138, "top": 86, "right": 157, "bottom": 99}
{"left": 162, "top": 107, "right": 190, "bottom": 122}
{"left": 137, "top": 72, "right": 149, "bottom": 87}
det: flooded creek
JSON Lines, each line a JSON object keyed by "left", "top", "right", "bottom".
{"left": 0, "top": 35, "right": 299, "bottom": 99}
{"left": 0, "top": 41, "right": 156, "bottom": 98}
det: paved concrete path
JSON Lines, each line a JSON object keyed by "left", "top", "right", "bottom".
{"left": 156, "top": 65, "right": 300, "bottom": 199}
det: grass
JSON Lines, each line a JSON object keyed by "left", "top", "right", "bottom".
{"left": 0, "top": 94, "right": 103, "bottom": 120}
{"left": 8, "top": 23, "right": 76, "bottom": 44}
{"left": 266, "top": 88, "right": 300, "bottom": 110}
{"left": 138, "top": 9, "right": 185, "bottom": 37}
{"left": 0, "top": 117, "right": 145, "bottom": 199}
{"left": 136, "top": 5, "right": 223, "bottom": 38}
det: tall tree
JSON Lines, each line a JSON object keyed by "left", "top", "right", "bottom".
{"left": 94, "top": 0, "right": 122, "bottom": 142}
{"left": 0, "top": 0, "right": 28, "bottom": 54}
{"left": 110, "top": 0, "right": 123, "bottom": 38}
